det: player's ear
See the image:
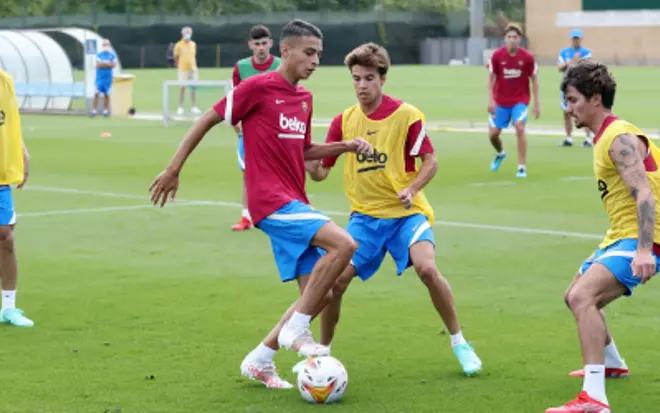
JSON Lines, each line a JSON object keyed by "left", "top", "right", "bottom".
{"left": 280, "top": 41, "right": 289, "bottom": 58}
{"left": 380, "top": 74, "right": 387, "bottom": 85}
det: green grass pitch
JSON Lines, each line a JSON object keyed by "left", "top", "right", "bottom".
{"left": 5, "top": 65, "right": 660, "bottom": 412}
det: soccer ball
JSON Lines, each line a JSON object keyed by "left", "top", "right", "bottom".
{"left": 296, "top": 356, "right": 348, "bottom": 404}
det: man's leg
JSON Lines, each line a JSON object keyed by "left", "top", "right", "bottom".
{"left": 409, "top": 241, "right": 482, "bottom": 375}
{"left": 103, "top": 92, "right": 110, "bottom": 117}
{"left": 190, "top": 72, "right": 200, "bottom": 114}
{"left": 177, "top": 71, "right": 185, "bottom": 115}
{"left": 91, "top": 92, "right": 100, "bottom": 117}
{"left": 512, "top": 104, "right": 528, "bottom": 178}
{"left": 278, "top": 221, "right": 357, "bottom": 353}
{"left": 546, "top": 263, "right": 628, "bottom": 412}
{"left": 232, "top": 136, "right": 252, "bottom": 231}
{"left": 488, "top": 107, "right": 509, "bottom": 172}
{"left": 564, "top": 273, "right": 628, "bottom": 378}
{"left": 0, "top": 195, "right": 33, "bottom": 327}
{"left": 319, "top": 266, "right": 356, "bottom": 346}
{"left": 561, "top": 110, "right": 574, "bottom": 146}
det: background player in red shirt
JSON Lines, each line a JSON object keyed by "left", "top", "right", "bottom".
{"left": 229, "top": 25, "right": 281, "bottom": 232}
{"left": 487, "top": 23, "right": 540, "bottom": 178}
{"left": 149, "top": 19, "right": 372, "bottom": 389}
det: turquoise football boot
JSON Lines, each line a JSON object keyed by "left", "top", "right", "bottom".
{"left": 453, "top": 343, "right": 482, "bottom": 376}
{"left": 0, "top": 308, "right": 34, "bottom": 327}
{"left": 490, "top": 152, "right": 507, "bottom": 172}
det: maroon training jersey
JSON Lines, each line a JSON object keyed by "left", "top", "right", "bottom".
{"left": 213, "top": 71, "right": 313, "bottom": 224}
{"left": 488, "top": 46, "right": 537, "bottom": 107}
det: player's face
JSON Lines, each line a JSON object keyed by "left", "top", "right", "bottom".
{"left": 504, "top": 31, "right": 521, "bottom": 51}
{"left": 572, "top": 37, "right": 581, "bottom": 48}
{"left": 351, "top": 65, "right": 384, "bottom": 106}
{"left": 249, "top": 38, "right": 272, "bottom": 61}
{"left": 281, "top": 36, "right": 322, "bottom": 81}
{"left": 564, "top": 85, "right": 598, "bottom": 128}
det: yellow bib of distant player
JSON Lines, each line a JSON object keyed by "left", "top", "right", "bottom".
{"left": 340, "top": 103, "right": 435, "bottom": 224}
{"left": 0, "top": 70, "right": 24, "bottom": 185}
{"left": 593, "top": 118, "right": 660, "bottom": 249}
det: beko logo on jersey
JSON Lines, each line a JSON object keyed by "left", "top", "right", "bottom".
{"left": 357, "top": 148, "right": 388, "bottom": 173}
{"left": 503, "top": 68, "right": 522, "bottom": 79}
{"left": 279, "top": 113, "right": 307, "bottom": 134}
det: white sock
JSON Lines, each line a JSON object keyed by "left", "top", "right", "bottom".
{"left": 584, "top": 136, "right": 593, "bottom": 143}
{"left": 91, "top": 108, "right": 97, "bottom": 114}
{"left": 249, "top": 342, "right": 277, "bottom": 362}
{"left": 450, "top": 331, "right": 467, "bottom": 347}
{"left": 103, "top": 109, "right": 108, "bottom": 115}
{"left": 242, "top": 208, "right": 251, "bottom": 221}
{"left": 604, "top": 340, "right": 625, "bottom": 368}
{"left": 565, "top": 136, "right": 573, "bottom": 143}
{"left": 518, "top": 164, "right": 526, "bottom": 170}
{"left": 497, "top": 151, "right": 504, "bottom": 156}
{"left": 583, "top": 364, "right": 608, "bottom": 404}
{"left": 288, "top": 311, "right": 312, "bottom": 329}
{"left": 327, "top": 344, "right": 332, "bottom": 355}
{"left": 2, "top": 290, "right": 16, "bottom": 310}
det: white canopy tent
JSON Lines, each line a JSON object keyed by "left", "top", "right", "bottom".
{"left": 0, "top": 27, "right": 122, "bottom": 113}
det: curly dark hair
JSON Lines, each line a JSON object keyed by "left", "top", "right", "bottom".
{"left": 560, "top": 60, "right": 616, "bottom": 109}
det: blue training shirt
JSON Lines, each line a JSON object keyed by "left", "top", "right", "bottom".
{"left": 96, "top": 50, "right": 116, "bottom": 85}
{"left": 558, "top": 46, "right": 592, "bottom": 68}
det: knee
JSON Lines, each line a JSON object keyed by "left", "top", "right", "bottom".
{"left": 488, "top": 129, "right": 501, "bottom": 140}
{"left": 565, "top": 287, "right": 592, "bottom": 313}
{"left": 414, "top": 261, "right": 439, "bottom": 286}
{"left": 0, "top": 227, "right": 14, "bottom": 252}
{"left": 514, "top": 122, "right": 525, "bottom": 135}
{"left": 335, "top": 236, "right": 358, "bottom": 262}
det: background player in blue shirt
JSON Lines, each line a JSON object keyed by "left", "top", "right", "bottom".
{"left": 558, "top": 29, "right": 592, "bottom": 147}
{"left": 91, "top": 39, "right": 117, "bottom": 117}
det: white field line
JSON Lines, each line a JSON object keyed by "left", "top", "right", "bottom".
{"left": 21, "top": 186, "right": 603, "bottom": 240}
{"left": 17, "top": 201, "right": 213, "bottom": 218}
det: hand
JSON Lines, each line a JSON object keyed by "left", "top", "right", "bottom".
{"left": 305, "top": 160, "right": 321, "bottom": 174}
{"left": 488, "top": 101, "right": 496, "bottom": 114}
{"left": 346, "top": 137, "right": 373, "bottom": 155}
{"left": 149, "top": 167, "right": 180, "bottom": 207}
{"left": 397, "top": 187, "right": 416, "bottom": 209}
{"left": 632, "top": 249, "right": 656, "bottom": 284}
{"left": 17, "top": 153, "right": 29, "bottom": 190}
{"left": 571, "top": 52, "right": 581, "bottom": 62}
{"left": 533, "top": 102, "right": 541, "bottom": 119}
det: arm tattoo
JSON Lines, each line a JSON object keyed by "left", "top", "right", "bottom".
{"left": 610, "top": 134, "right": 656, "bottom": 249}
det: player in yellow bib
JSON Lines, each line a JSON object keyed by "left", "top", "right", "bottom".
{"left": 0, "top": 69, "right": 33, "bottom": 327}
{"left": 546, "top": 61, "right": 660, "bottom": 413}
{"left": 302, "top": 43, "right": 482, "bottom": 376}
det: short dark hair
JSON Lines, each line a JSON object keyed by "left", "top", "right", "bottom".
{"left": 280, "top": 19, "right": 323, "bottom": 42}
{"left": 504, "top": 23, "right": 523, "bottom": 37}
{"left": 561, "top": 60, "right": 616, "bottom": 109}
{"left": 249, "top": 25, "right": 270, "bottom": 40}
{"left": 345, "top": 42, "right": 390, "bottom": 77}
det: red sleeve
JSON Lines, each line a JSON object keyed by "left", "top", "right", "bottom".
{"left": 405, "top": 119, "right": 433, "bottom": 157}
{"left": 527, "top": 53, "right": 538, "bottom": 77}
{"left": 304, "top": 105, "right": 313, "bottom": 149}
{"left": 322, "top": 114, "right": 344, "bottom": 168}
{"left": 488, "top": 50, "right": 499, "bottom": 74}
{"left": 232, "top": 64, "right": 241, "bottom": 88}
{"left": 213, "top": 76, "right": 259, "bottom": 126}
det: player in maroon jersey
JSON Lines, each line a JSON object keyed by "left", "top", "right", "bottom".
{"left": 149, "top": 19, "right": 373, "bottom": 389}
{"left": 487, "top": 23, "right": 540, "bottom": 178}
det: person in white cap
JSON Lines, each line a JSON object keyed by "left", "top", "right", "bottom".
{"left": 558, "top": 29, "right": 593, "bottom": 147}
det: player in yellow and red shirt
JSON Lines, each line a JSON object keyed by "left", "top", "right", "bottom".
{"left": 546, "top": 60, "right": 660, "bottom": 413}
{"left": 487, "top": 23, "right": 540, "bottom": 178}
{"left": 302, "top": 43, "right": 482, "bottom": 377}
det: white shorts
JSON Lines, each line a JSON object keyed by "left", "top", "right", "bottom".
{"left": 177, "top": 71, "right": 199, "bottom": 82}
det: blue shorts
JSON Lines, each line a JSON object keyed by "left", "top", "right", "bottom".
{"left": 257, "top": 200, "right": 330, "bottom": 282}
{"left": 560, "top": 91, "right": 568, "bottom": 111}
{"left": 237, "top": 135, "right": 245, "bottom": 171}
{"left": 96, "top": 82, "right": 112, "bottom": 95}
{"left": 488, "top": 103, "right": 528, "bottom": 130}
{"left": 0, "top": 186, "right": 16, "bottom": 226}
{"left": 579, "top": 238, "right": 660, "bottom": 296}
{"left": 347, "top": 212, "right": 435, "bottom": 281}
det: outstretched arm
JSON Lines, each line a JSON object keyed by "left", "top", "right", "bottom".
{"left": 609, "top": 133, "right": 656, "bottom": 280}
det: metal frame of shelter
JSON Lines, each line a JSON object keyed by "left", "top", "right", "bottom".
{"left": 0, "top": 27, "right": 122, "bottom": 113}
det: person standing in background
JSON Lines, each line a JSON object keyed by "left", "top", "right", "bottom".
{"left": 174, "top": 27, "right": 200, "bottom": 116}
{"left": 91, "top": 39, "right": 117, "bottom": 118}
{"left": 558, "top": 29, "right": 593, "bottom": 148}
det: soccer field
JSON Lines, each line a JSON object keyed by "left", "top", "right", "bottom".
{"left": 5, "top": 65, "right": 660, "bottom": 412}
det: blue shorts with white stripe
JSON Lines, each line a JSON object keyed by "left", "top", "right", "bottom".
{"left": 488, "top": 103, "right": 528, "bottom": 130}
{"left": 345, "top": 212, "right": 435, "bottom": 281}
{"left": 257, "top": 200, "right": 329, "bottom": 282}
{"left": 578, "top": 238, "right": 660, "bottom": 296}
